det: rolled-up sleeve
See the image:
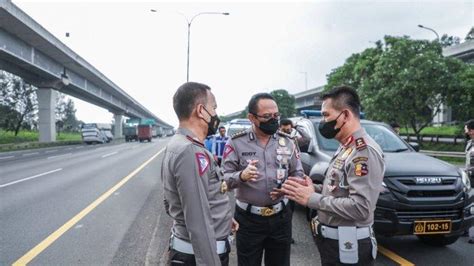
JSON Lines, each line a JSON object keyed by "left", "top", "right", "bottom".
{"left": 174, "top": 145, "right": 220, "bottom": 266}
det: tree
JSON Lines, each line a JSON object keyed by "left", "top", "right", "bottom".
{"left": 0, "top": 71, "right": 37, "bottom": 136}
{"left": 325, "top": 36, "right": 469, "bottom": 142}
{"left": 270, "top": 89, "right": 296, "bottom": 118}
{"left": 439, "top": 34, "right": 461, "bottom": 48}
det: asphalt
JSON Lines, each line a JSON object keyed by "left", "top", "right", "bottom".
{"left": 1, "top": 138, "right": 473, "bottom": 265}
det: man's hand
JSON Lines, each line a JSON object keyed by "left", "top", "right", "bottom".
{"left": 231, "top": 218, "right": 239, "bottom": 234}
{"left": 280, "top": 175, "right": 315, "bottom": 206}
{"left": 240, "top": 159, "right": 259, "bottom": 182}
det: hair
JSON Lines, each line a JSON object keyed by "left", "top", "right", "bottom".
{"left": 218, "top": 126, "right": 226, "bottom": 130}
{"left": 248, "top": 93, "right": 275, "bottom": 115}
{"left": 465, "top": 119, "right": 474, "bottom": 130}
{"left": 280, "top": 118, "right": 293, "bottom": 126}
{"left": 321, "top": 85, "right": 361, "bottom": 118}
{"left": 390, "top": 122, "right": 400, "bottom": 128}
{"left": 173, "top": 82, "right": 211, "bottom": 121}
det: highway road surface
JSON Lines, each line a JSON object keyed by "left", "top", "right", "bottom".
{"left": 1, "top": 139, "right": 472, "bottom": 265}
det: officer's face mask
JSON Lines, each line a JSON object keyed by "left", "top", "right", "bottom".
{"left": 202, "top": 107, "right": 221, "bottom": 136}
{"left": 257, "top": 117, "right": 279, "bottom": 135}
{"left": 318, "top": 111, "right": 346, "bottom": 139}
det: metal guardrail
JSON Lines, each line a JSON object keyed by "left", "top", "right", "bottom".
{"left": 420, "top": 150, "right": 465, "bottom": 158}
{"left": 401, "top": 134, "right": 466, "bottom": 144}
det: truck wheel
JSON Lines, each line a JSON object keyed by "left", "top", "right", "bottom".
{"left": 417, "top": 235, "right": 460, "bottom": 246}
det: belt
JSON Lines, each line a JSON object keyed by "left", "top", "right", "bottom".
{"left": 236, "top": 198, "right": 288, "bottom": 217}
{"left": 169, "top": 235, "right": 228, "bottom": 255}
{"left": 312, "top": 220, "right": 371, "bottom": 240}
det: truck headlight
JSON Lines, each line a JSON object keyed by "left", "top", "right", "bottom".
{"left": 461, "top": 170, "right": 471, "bottom": 192}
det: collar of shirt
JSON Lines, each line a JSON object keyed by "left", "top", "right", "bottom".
{"left": 177, "top": 127, "right": 204, "bottom": 147}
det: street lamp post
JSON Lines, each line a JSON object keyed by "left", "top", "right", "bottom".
{"left": 299, "top": 71, "right": 308, "bottom": 91}
{"left": 150, "top": 10, "right": 229, "bottom": 82}
{"left": 418, "top": 24, "right": 440, "bottom": 41}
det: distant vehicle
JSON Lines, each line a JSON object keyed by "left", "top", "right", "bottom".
{"left": 226, "top": 118, "right": 252, "bottom": 136}
{"left": 294, "top": 110, "right": 473, "bottom": 246}
{"left": 124, "top": 125, "right": 138, "bottom": 142}
{"left": 138, "top": 124, "right": 153, "bottom": 142}
{"left": 155, "top": 126, "right": 164, "bottom": 137}
{"left": 81, "top": 123, "right": 109, "bottom": 144}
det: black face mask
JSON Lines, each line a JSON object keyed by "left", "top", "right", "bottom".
{"left": 258, "top": 118, "right": 279, "bottom": 135}
{"left": 202, "top": 107, "right": 221, "bottom": 136}
{"left": 318, "top": 111, "right": 345, "bottom": 139}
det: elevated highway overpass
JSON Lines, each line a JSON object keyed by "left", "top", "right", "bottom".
{"left": 0, "top": 0, "right": 172, "bottom": 141}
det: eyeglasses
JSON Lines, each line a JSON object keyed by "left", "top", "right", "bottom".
{"left": 252, "top": 112, "right": 281, "bottom": 121}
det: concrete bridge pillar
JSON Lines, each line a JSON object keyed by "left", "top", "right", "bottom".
{"left": 114, "top": 113, "right": 123, "bottom": 138}
{"left": 37, "top": 88, "right": 57, "bottom": 142}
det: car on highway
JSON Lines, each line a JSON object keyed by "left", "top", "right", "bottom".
{"left": 293, "top": 110, "right": 474, "bottom": 246}
{"left": 225, "top": 118, "right": 252, "bottom": 136}
{"left": 81, "top": 123, "right": 108, "bottom": 144}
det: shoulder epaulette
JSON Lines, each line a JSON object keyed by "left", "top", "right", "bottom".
{"left": 186, "top": 135, "right": 204, "bottom": 148}
{"left": 231, "top": 130, "right": 247, "bottom": 140}
{"left": 355, "top": 137, "right": 367, "bottom": 151}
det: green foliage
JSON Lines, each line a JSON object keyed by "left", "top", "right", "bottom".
{"left": 0, "top": 129, "right": 81, "bottom": 144}
{"left": 270, "top": 89, "right": 296, "bottom": 118}
{"left": 439, "top": 34, "right": 461, "bottom": 47}
{"left": 399, "top": 125, "right": 464, "bottom": 136}
{"left": 325, "top": 35, "right": 471, "bottom": 142}
{"left": 0, "top": 71, "right": 38, "bottom": 135}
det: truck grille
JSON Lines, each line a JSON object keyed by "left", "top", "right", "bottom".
{"left": 407, "top": 190, "right": 457, "bottom": 197}
{"left": 396, "top": 209, "right": 462, "bottom": 222}
{"left": 398, "top": 178, "right": 455, "bottom": 186}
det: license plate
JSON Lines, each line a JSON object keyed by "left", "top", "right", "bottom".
{"left": 413, "top": 220, "right": 452, "bottom": 235}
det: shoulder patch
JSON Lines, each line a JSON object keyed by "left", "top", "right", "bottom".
{"left": 354, "top": 162, "right": 368, "bottom": 176}
{"left": 195, "top": 152, "right": 210, "bottom": 176}
{"left": 223, "top": 144, "right": 235, "bottom": 160}
{"left": 231, "top": 130, "right": 247, "bottom": 139}
{"left": 352, "top": 156, "right": 368, "bottom": 164}
{"left": 355, "top": 138, "right": 367, "bottom": 151}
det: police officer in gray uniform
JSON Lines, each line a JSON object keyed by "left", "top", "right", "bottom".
{"left": 280, "top": 86, "right": 385, "bottom": 265}
{"left": 464, "top": 119, "right": 474, "bottom": 244}
{"left": 161, "top": 82, "right": 237, "bottom": 266}
{"left": 222, "top": 93, "right": 304, "bottom": 266}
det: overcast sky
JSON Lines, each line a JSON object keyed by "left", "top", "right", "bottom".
{"left": 13, "top": 0, "right": 473, "bottom": 127}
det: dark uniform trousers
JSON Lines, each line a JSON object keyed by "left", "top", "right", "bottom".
{"left": 315, "top": 235, "right": 374, "bottom": 266}
{"left": 235, "top": 204, "right": 292, "bottom": 266}
{"left": 168, "top": 240, "right": 231, "bottom": 266}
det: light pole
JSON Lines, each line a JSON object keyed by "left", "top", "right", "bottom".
{"left": 150, "top": 10, "right": 229, "bottom": 82}
{"left": 418, "top": 24, "right": 440, "bottom": 41}
{"left": 299, "top": 71, "right": 308, "bottom": 91}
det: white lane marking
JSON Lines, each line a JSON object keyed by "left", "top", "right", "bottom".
{"left": 0, "top": 156, "right": 14, "bottom": 160}
{"left": 45, "top": 150, "right": 58, "bottom": 153}
{"left": 47, "top": 153, "right": 72, "bottom": 159}
{"left": 101, "top": 151, "right": 118, "bottom": 158}
{"left": 0, "top": 168, "right": 63, "bottom": 188}
{"left": 23, "top": 152, "right": 39, "bottom": 156}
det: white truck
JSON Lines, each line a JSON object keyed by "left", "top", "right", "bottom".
{"left": 81, "top": 123, "right": 112, "bottom": 144}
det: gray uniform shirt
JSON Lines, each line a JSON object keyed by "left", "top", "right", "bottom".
{"left": 223, "top": 128, "right": 304, "bottom": 207}
{"left": 308, "top": 128, "right": 385, "bottom": 227}
{"left": 161, "top": 127, "right": 232, "bottom": 266}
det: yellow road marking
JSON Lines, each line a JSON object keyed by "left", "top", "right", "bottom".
{"left": 378, "top": 245, "right": 415, "bottom": 266}
{"left": 13, "top": 148, "right": 165, "bottom": 266}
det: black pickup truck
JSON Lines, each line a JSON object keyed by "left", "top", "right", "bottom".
{"left": 292, "top": 111, "right": 473, "bottom": 246}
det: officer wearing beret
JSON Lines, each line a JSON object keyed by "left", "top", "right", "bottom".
{"left": 280, "top": 86, "right": 385, "bottom": 266}
{"left": 161, "top": 82, "right": 238, "bottom": 266}
{"left": 222, "top": 93, "right": 304, "bottom": 266}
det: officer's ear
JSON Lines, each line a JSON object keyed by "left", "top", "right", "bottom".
{"left": 248, "top": 113, "right": 256, "bottom": 124}
{"left": 195, "top": 103, "right": 206, "bottom": 120}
